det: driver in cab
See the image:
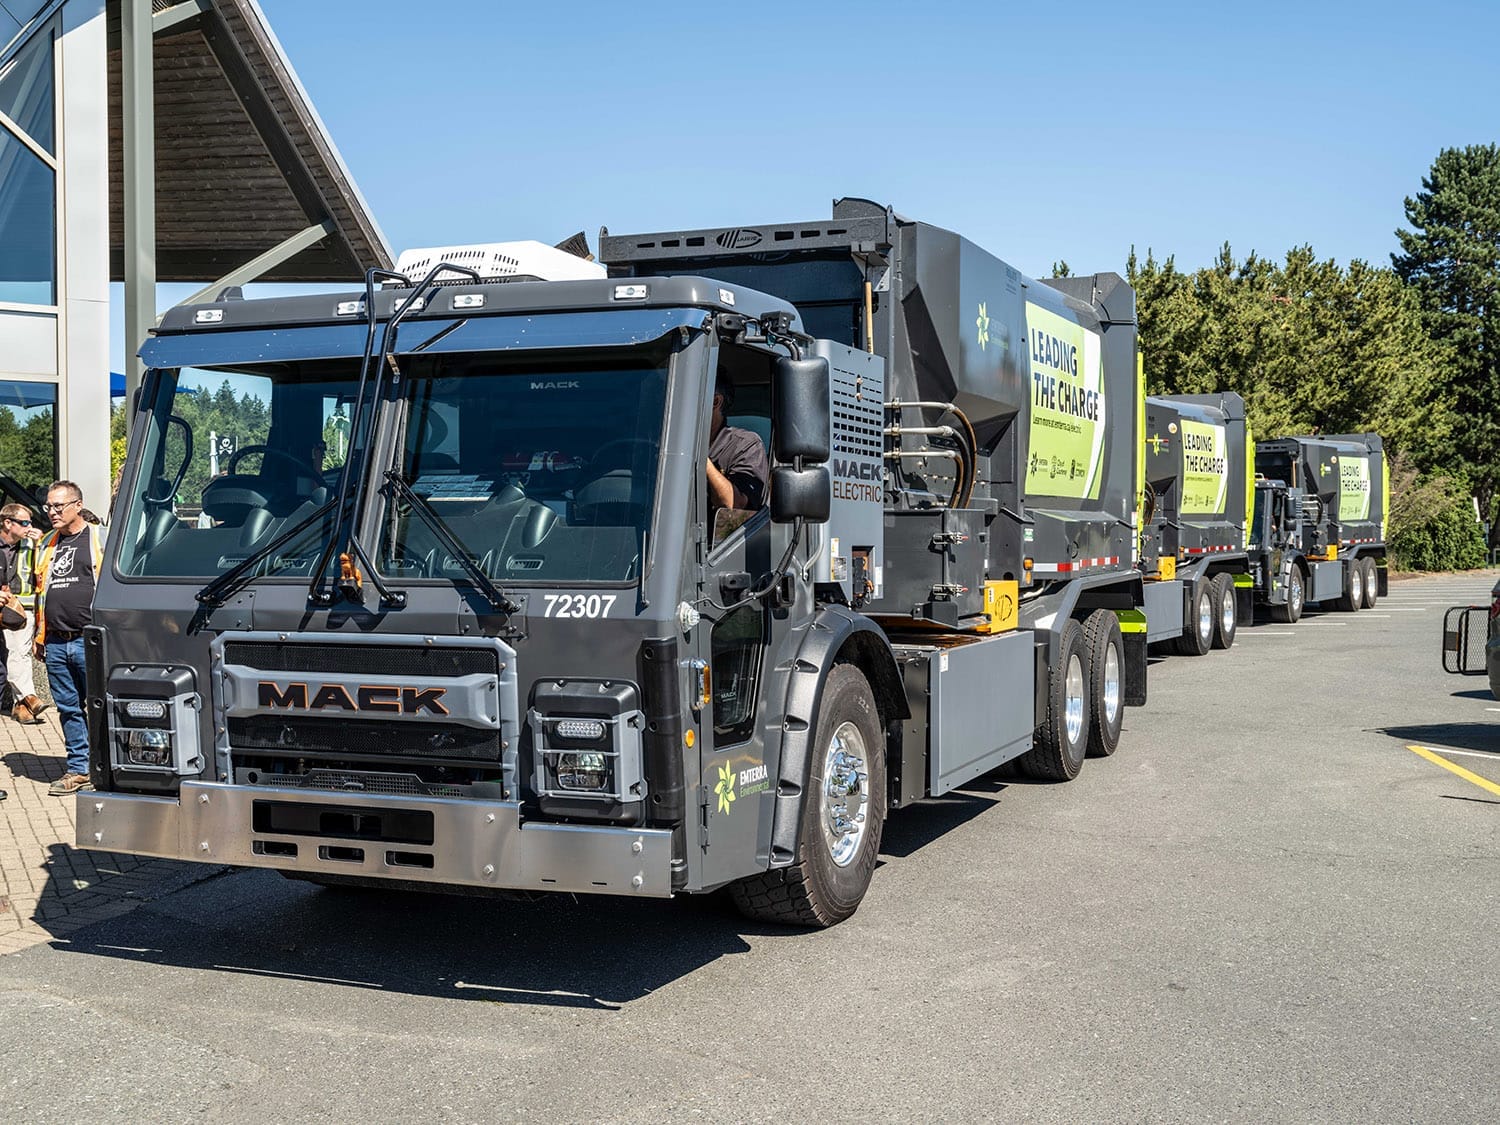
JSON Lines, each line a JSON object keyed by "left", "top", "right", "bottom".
{"left": 706, "top": 371, "right": 769, "bottom": 514}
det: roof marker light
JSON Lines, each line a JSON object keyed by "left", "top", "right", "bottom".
{"left": 452, "top": 293, "right": 485, "bottom": 310}
{"left": 613, "top": 284, "right": 648, "bottom": 301}
{"left": 335, "top": 300, "right": 365, "bottom": 317}
{"left": 194, "top": 309, "right": 224, "bottom": 324}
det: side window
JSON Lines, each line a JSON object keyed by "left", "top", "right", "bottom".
{"left": 710, "top": 604, "right": 766, "bottom": 746}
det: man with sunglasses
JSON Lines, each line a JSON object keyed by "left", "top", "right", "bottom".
{"left": 0, "top": 502, "right": 47, "bottom": 726}
{"left": 34, "top": 481, "right": 105, "bottom": 796}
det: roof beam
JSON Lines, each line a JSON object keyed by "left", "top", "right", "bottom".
{"left": 153, "top": 0, "right": 214, "bottom": 36}
{"left": 175, "top": 219, "right": 336, "bottom": 309}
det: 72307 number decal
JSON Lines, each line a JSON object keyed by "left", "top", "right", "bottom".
{"left": 541, "top": 593, "right": 618, "bottom": 618}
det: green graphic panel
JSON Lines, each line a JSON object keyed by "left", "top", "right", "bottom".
{"left": 1180, "top": 419, "right": 1228, "bottom": 515}
{"left": 1339, "top": 455, "right": 1371, "bottom": 521}
{"left": 1025, "top": 301, "right": 1105, "bottom": 499}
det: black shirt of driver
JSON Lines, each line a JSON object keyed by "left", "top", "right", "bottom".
{"left": 43, "top": 528, "right": 96, "bottom": 634}
{"left": 709, "top": 425, "right": 769, "bottom": 511}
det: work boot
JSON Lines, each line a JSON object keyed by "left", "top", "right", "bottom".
{"left": 48, "top": 772, "right": 92, "bottom": 796}
{"left": 12, "top": 702, "right": 32, "bottom": 724}
{"left": 22, "top": 694, "right": 48, "bottom": 719}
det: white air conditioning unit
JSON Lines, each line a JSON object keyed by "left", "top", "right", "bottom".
{"left": 393, "top": 240, "right": 606, "bottom": 283}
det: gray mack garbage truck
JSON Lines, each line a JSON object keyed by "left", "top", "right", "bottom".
{"left": 79, "top": 198, "right": 1146, "bottom": 927}
{"left": 1250, "top": 433, "right": 1388, "bottom": 621}
{"left": 1138, "top": 392, "right": 1253, "bottom": 653}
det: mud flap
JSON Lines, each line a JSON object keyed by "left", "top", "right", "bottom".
{"left": 1234, "top": 573, "right": 1254, "bottom": 628}
{"left": 1115, "top": 609, "right": 1148, "bottom": 706}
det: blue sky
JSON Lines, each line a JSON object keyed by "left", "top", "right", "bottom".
{"left": 113, "top": 0, "right": 1500, "bottom": 370}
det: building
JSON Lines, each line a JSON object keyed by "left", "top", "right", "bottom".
{"left": 0, "top": 0, "right": 389, "bottom": 511}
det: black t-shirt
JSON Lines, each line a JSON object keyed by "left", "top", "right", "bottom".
{"left": 44, "top": 528, "right": 96, "bottom": 633}
{"left": 708, "top": 425, "right": 770, "bottom": 511}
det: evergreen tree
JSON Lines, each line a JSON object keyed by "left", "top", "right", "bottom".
{"left": 1392, "top": 144, "right": 1500, "bottom": 543}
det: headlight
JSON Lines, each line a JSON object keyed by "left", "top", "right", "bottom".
{"left": 556, "top": 751, "right": 610, "bottom": 791}
{"left": 124, "top": 728, "right": 173, "bottom": 766}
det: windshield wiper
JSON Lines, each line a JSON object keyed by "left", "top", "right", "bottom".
{"left": 384, "top": 470, "right": 519, "bottom": 614}
{"left": 195, "top": 498, "right": 337, "bottom": 608}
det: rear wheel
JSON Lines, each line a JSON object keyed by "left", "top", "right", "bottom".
{"left": 1360, "top": 557, "right": 1378, "bottom": 608}
{"left": 1270, "top": 565, "right": 1304, "bottom": 624}
{"left": 1019, "top": 619, "right": 1090, "bottom": 781}
{"left": 1083, "top": 610, "right": 1124, "bottom": 758}
{"left": 731, "top": 664, "right": 886, "bottom": 927}
{"left": 1174, "top": 580, "right": 1214, "bottom": 656}
{"left": 1210, "top": 573, "right": 1237, "bottom": 650}
{"left": 1336, "top": 561, "right": 1364, "bottom": 612}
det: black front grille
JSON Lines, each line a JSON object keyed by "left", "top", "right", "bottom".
{"left": 229, "top": 715, "right": 501, "bottom": 762}
{"left": 224, "top": 641, "right": 496, "bottom": 678}
{"left": 242, "top": 769, "right": 467, "bottom": 798}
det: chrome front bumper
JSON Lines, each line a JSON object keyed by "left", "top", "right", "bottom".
{"left": 77, "top": 781, "right": 674, "bottom": 897}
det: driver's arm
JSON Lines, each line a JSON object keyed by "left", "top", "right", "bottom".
{"left": 706, "top": 458, "right": 745, "bottom": 510}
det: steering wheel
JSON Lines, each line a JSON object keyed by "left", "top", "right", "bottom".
{"left": 227, "top": 444, "right": 313, "bottom": 477}
{"left": 586, "top": 438, "right": 656, "bottom": 474}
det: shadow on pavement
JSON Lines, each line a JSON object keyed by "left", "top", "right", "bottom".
{"left": 1378, "top": 722, "right": 1500, "bottom": 755}
{"left": 2, "top": 750, "right": 63, "bottom": 783}
{"left": 1450, "top": 689, "right": 1498, "bottom": 701}
{"left": 55, "top": 871, "right": 768, "bottom": 1010}
{"left": 47, "top": 779, "right": 1015, "bottom": 1005}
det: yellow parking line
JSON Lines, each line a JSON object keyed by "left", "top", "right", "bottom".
{"left": 1406, "top": 745, "right": 1500, "bottom": 798}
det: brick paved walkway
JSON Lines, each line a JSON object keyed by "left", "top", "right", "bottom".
{"left": 0, "top": 706, "right": 219, "bottom": 955}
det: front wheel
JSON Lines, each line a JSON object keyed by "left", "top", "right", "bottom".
{"left": 1174, "top": 580, "right": 1215, "bottom": 656}
{"left": 1271, "top": 566, "right": 1304, "bottom": 624}
{"left": 1083, "top": 610, "right": 1124, "bottom": 758}
{"left": 1337, "top": 561, "right": 1364, "bottom": 612}
{"left": 731, "top": 664, "right": 887, "bottom": 928}
{"left": 1360, "top": 557, "right": 1379, "bottom": 608}
{"left": 1210, "top": 573, "right": 1237, "bottom": 650}
{"left": 1018, "top": 619, "right": 1090, "bottom": 781}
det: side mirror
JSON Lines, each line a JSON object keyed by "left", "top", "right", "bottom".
{"left": 771, "top": 465, "right": 831, "bottom": 523}
{"left": 772, "top": 356, "right": 831, "bottom": 464}
{"left": 770, "top": 355, "right": 831, "bottom": 523}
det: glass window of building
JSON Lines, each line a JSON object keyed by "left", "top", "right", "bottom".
{"left": 0, "top": 379, "right": 58, "bottom": 501}
{"left": 0, "top": 27, "right": 55, "bottom": 154}
{"left": 0, "top": 129, "right": 55, "bottom": 304}
{"left": 0, "top": 24, "right": 56, "bottom": 307}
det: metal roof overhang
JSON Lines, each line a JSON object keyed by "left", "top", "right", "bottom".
{"left": 106, "top": 0, "right": 391, "bottom": 283}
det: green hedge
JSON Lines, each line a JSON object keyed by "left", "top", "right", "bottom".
{"left": 1389, "top": 503, "right": 1488, "bottom": 571}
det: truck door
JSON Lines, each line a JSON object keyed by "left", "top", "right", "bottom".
{"left": 693, "top": 509, "right": 781, "bottom": 885}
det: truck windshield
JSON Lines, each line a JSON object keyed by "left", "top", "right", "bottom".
{"left": 377, "top": 354, "right": 668, "bottom": 584}
{"left": 115, "top": 364, "right": 356, "bottom": 579}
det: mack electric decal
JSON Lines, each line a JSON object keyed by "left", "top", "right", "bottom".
{"left": 1179, "top": 419, "right": 1229, "bottom": 515}
{"left": 1024, "top": 302, "right": 1105, "bottom": 499}
{"left": 1339, "top": 455, "right": 1372, "bottom": 521}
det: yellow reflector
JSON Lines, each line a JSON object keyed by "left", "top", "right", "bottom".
{"left": 685, "top": 729, "right": 695, "bottom": 748}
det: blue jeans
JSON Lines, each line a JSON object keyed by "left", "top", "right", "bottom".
{"left": 44, "top": 636, "right": 90, "bottom": 776}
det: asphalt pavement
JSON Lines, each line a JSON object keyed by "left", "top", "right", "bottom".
{"left": 1, "top": 571, "right": 1495, "bottom": 1123}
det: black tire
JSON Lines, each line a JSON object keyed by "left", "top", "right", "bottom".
{"left": 1210, "top": 573, "right": 1237, "bottom": 650}
{"left": 1360, "top": 557, "right": 1378, "bottom": 608}
{"left": 1174, "top": 580, "right": 1215, "bottom": 656}
{"left": 1344, "top": 562, "right": 1362, "bottom": 611}
{"left": 1018, "top": 619, "right": 1090, "bottom": 781}
{"left": 1270, "top": 566, "right": 1304, "bottom": 624}
{"left": 1083, "top": 610, "right": 1124, "bottom": 758}
{"left": 731, "top": 664, "right": 887, "bottom": 928}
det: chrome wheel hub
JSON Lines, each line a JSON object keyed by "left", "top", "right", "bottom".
{"left": 1064, "top": 653, "right": 1085, "bottom": 745}
{"left": 1198, "top": 592, "right": 1214, "bottom": 643}
{"left": 1102, "top": 643, "right": 1121, "bottom": 726}
{"left": 1220, "top": 587, "right": 1235, "bottom": 635}
{"left": 821, "top": 723, "right": 869, "bottom": 868}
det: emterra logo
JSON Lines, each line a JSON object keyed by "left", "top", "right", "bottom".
{"left": 256, "top": 682, "right": 449, "bottom": 716}
{"left": 976, "top": 302, "right": 991, "bottom": 350}
{"left": 715, "top": 763, "right": 736, "bottom": 813}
